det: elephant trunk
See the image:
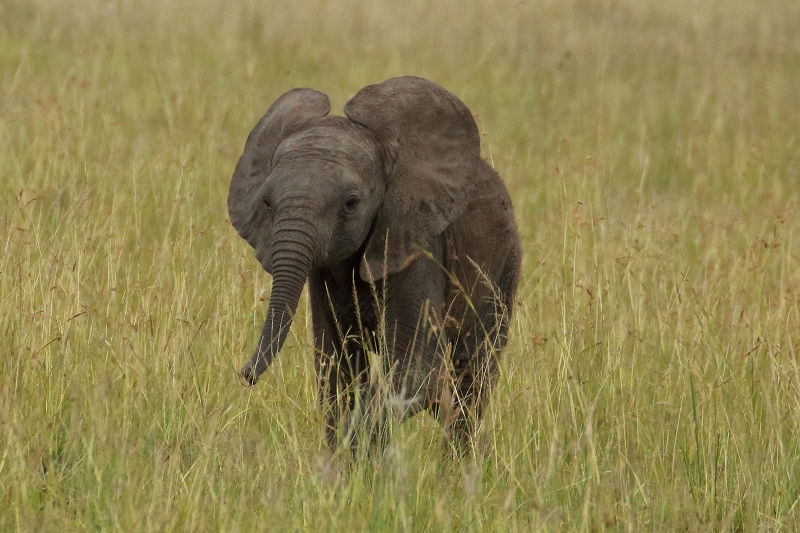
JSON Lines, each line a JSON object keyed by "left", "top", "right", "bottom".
{"left": 240, "top": 228, "right": 315, "bottom": 385}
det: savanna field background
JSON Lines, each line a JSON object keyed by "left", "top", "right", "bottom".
{"left": 1, "top": 0, "right": 799, "bottom": 530}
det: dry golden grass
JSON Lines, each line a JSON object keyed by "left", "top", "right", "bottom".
{"left": 1, "top": 0, "right": 799, "bottom": 530}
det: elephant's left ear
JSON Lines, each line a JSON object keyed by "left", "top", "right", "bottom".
{"left": 344, "top": 76, "right": 481, "bottom": 281}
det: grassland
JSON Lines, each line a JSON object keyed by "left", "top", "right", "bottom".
{"left": 1, "top": 0, "right": 799, "bottom": 530}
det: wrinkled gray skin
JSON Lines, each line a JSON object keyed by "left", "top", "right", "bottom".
{"left": 229, "top": 76, "right": 520, "bottom": 452}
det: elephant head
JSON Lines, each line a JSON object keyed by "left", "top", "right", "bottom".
{"left": 229, "top": 76, "right": 481, "bottom": 385}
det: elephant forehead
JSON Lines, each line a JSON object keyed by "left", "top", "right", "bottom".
{"left": 275, "top": 124, "right": 377, "bottom": 164}
{"left": 268, "top": 156, "right": 367, "bottom": 199}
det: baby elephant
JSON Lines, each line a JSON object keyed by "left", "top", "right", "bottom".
{"left": 229, "top": 76, "right": 520, "bottom": 452}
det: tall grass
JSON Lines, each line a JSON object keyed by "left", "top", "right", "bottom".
{"left": 1, "top": 0, "right": 799, "bottom": 530}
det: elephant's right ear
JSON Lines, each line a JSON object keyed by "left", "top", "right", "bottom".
{"left": 228, "top": 89, "right": 330, "bottom": 273}
{"left": 343, "top": 77, "right": 481, "bottom": 281}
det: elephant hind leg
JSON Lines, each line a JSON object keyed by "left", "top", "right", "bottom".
{"left": 438, "top": 317, "right": 507, "bottom": 453}
{"left": 439, "top": 264, "right": 516, "bottom": 453}
{"left": 442, "top": 336, "right": 500, "bottom": 453}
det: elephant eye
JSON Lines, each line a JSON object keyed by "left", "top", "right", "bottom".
{"left": 262, "top": 195, "right": 272, "bottom": 211}
{"left": 342, "top": 194, "right": 360, "bottom": 214}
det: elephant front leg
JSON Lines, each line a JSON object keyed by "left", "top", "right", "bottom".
{"left": 315, "top": 341, "right": 352, "bottom": 451}
{"left": 310, "top": 274, "right": 380, "bottom": 453}
{"left": 310, "top": 276, "right": 352, "bottom": 450}
{"left": 316, "top": 339, "right": 390, "bottom": 454}
{"left": 312, "top": 313, "right": 368, "bottom": 451}
{"left": 380, "top": 249, "right": 448, "bottom": 421}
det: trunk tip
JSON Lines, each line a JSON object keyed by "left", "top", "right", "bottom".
{"left": 240, "top": 365, "right": 259, "bottom": 386}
